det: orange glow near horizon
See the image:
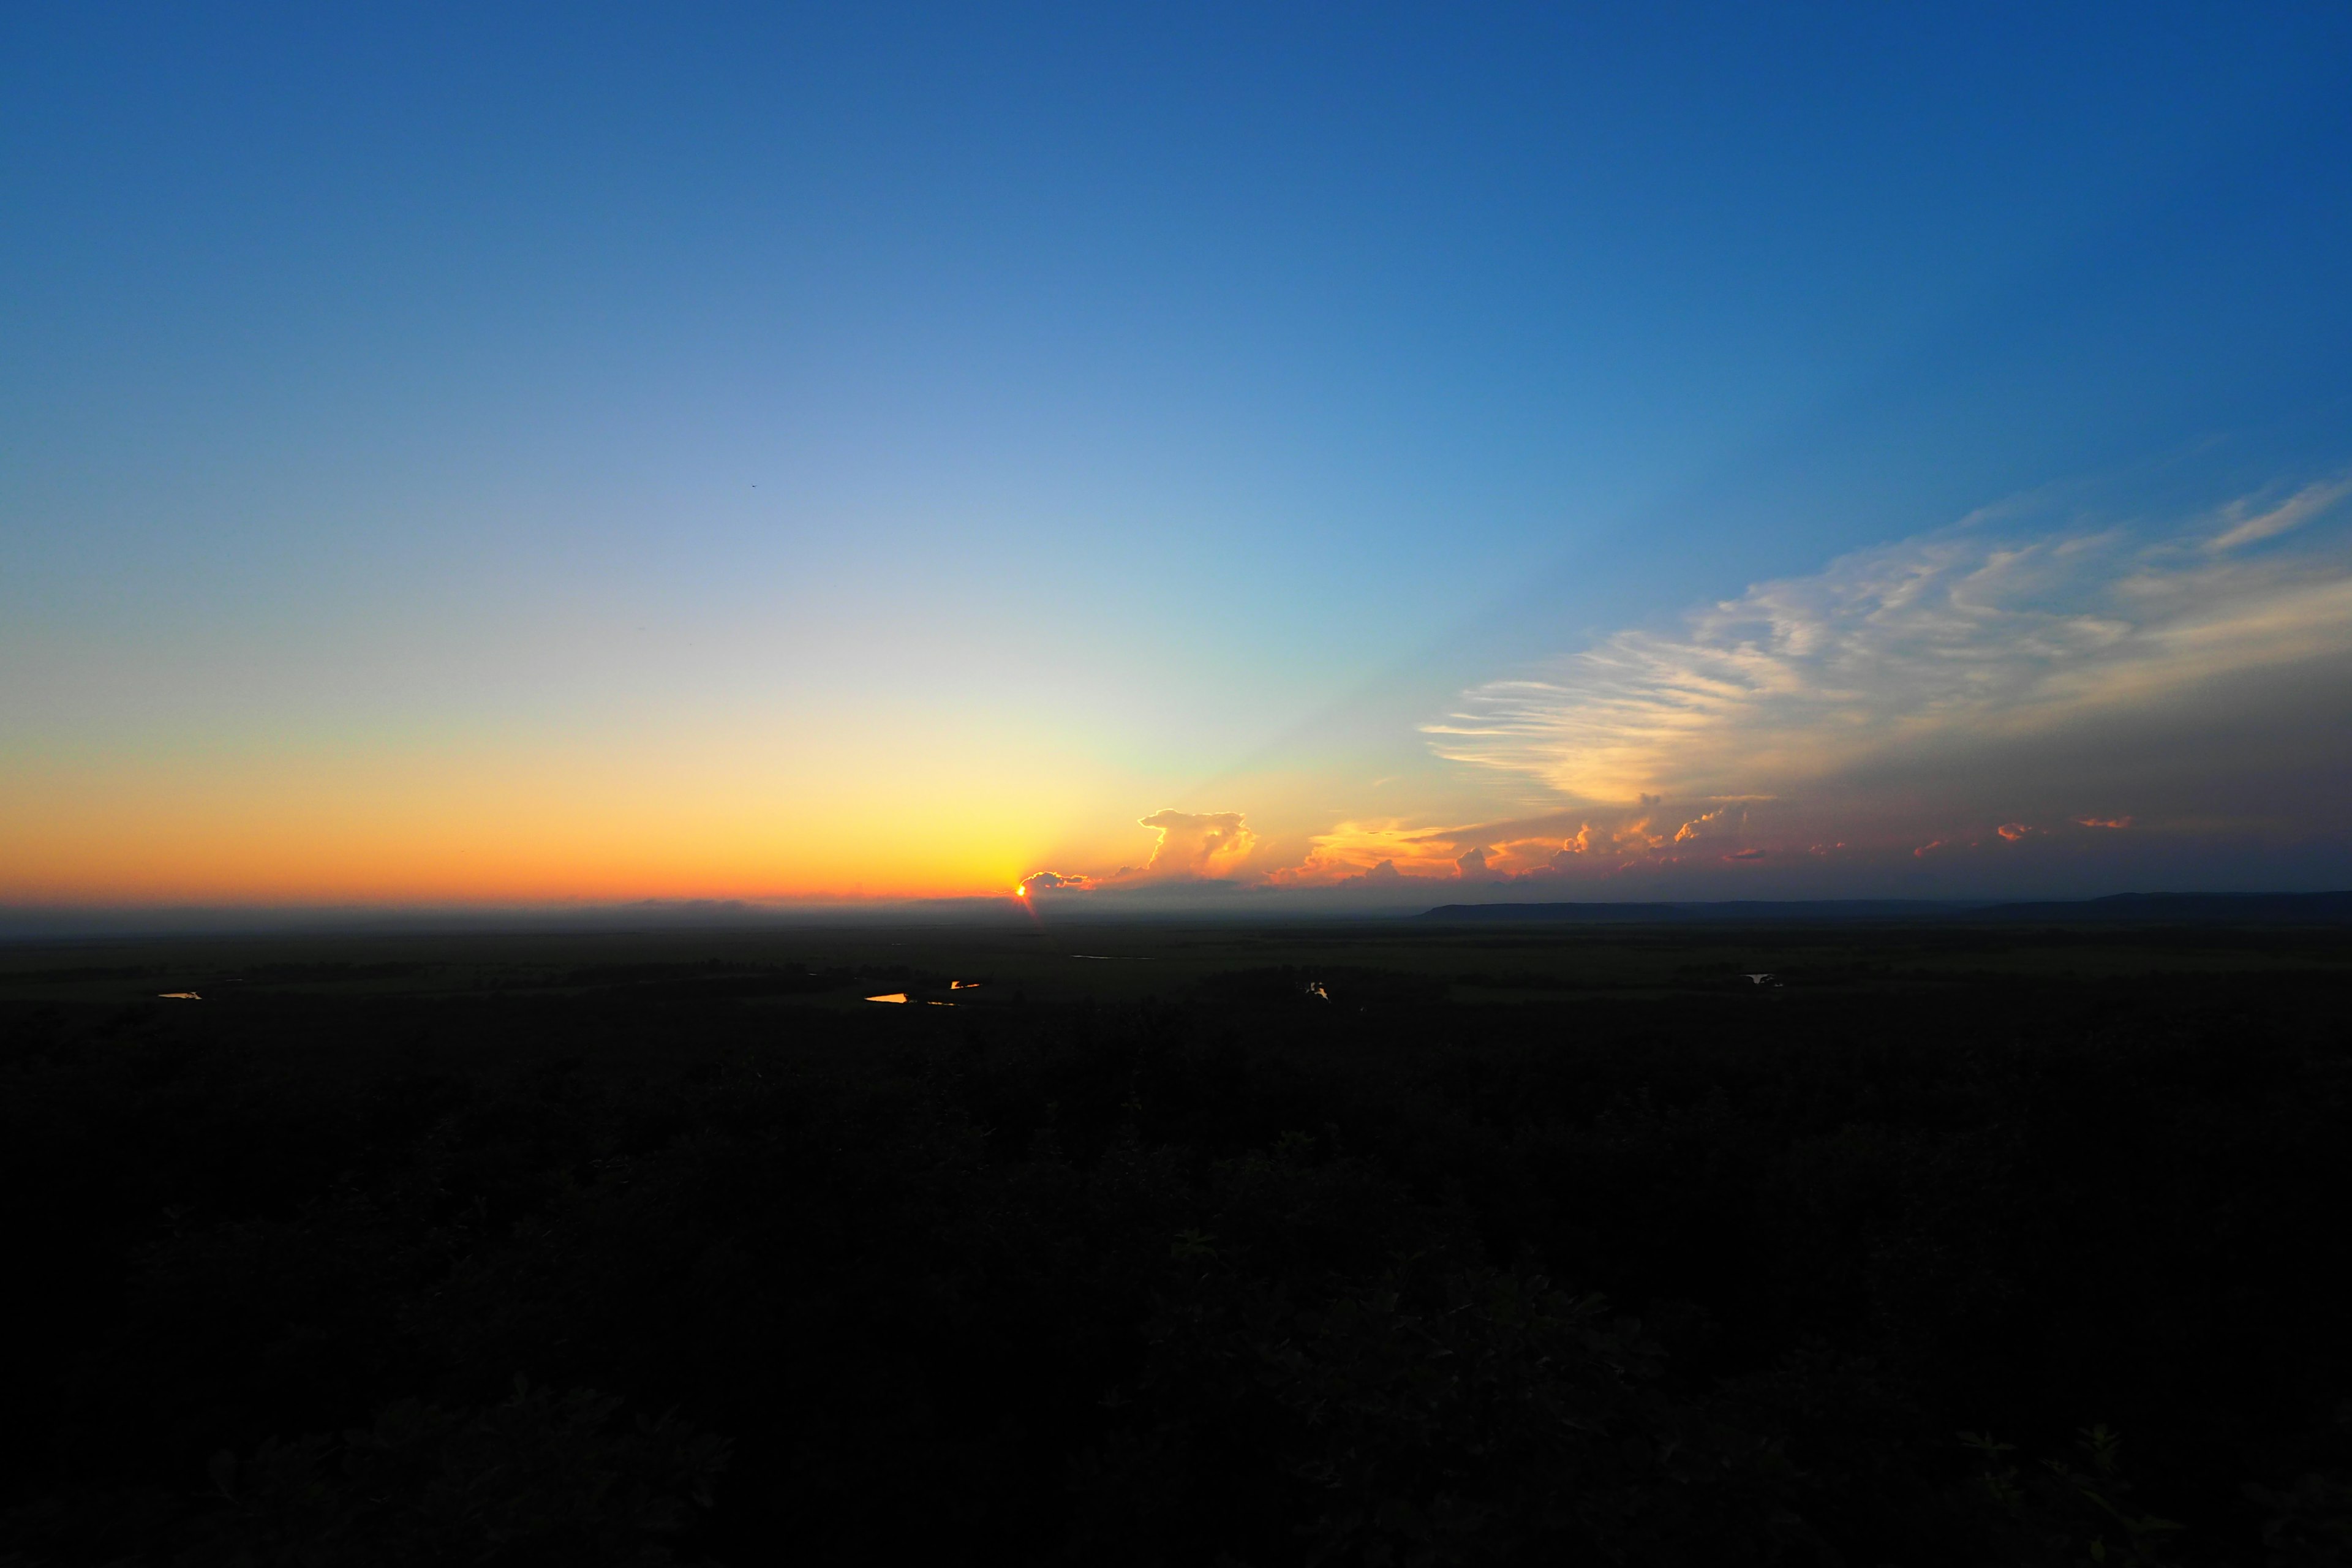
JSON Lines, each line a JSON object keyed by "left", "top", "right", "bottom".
{"left": 0, "top": 741, "right": 1084, "bottom": 905}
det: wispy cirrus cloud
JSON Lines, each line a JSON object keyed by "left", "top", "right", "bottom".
{"left": 2206, "top": 478, "right": 2352, "bottom": 552}
{"left": 1425, "top": 479, "right": 2352, "bottom": 826}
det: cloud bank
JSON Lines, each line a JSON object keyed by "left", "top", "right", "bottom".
{"left": 1027, "top": 478, "right": 2352, "bottom": 903}
{"left": 1259, "top": 478, "right": 2352, "bottom": 895}
{"left": 1422, "top": 480, "right": 2352, "bottom": 846}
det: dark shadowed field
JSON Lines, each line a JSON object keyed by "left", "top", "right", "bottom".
{"left": 4, "top": 914, "right": 2348, "bottom": 1566}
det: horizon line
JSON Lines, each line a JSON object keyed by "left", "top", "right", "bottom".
{"left": 6, "top": 888, "right": 2350, "bottom": 941}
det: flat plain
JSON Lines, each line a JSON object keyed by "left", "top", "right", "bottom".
{"left": 4, "top": 914, "right": 2348, "bottom": 1565}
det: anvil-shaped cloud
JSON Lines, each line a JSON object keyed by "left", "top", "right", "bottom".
{"left": 1022, "top": 809, "right": 1259, "bottom": 897}
{"left": 1133, "top": 810, "right": 1257, "bottom": 878}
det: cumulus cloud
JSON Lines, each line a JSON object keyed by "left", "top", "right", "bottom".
{"left": 1268, "top": 821, "right": 1463, "bottom": 885}
{"left": 1673, "top": 804, "right": 1744, "bottom": 844}
{"left": 1132, "top": 809, "right": 1257, "bottom": 879}
{"left": 1425, "top": 480, "right": 2352, "bottom": 846}
{"left": 1269, "top": 807, "right": 1722, "bottom": 888}
{"left": 1016, "top": 810, "right": 1265, "bottom": 902}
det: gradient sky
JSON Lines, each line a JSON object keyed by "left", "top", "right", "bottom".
{"left": 6, "top": 3, "right": 2351, "bottom": 910}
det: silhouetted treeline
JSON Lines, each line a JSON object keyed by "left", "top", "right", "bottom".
{"left": 3, "top": 938, "right": 2349, "bottom": 1564}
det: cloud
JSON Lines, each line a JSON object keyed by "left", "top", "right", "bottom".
{"left": 1331, "top": 858, "right": 1403, "bottom": 889}
{"left": 1425, "top": 481, "right": 2352, "bottom": 843}
{"left": 1020, "top": 810, "right": 1267, "bottom": 901}
{"left": 1268, "top": 820, "right": 1470, "bottom": 884}
{"left": 2207, "top": 478, "right": 2351, "bottom": 552}
{"left": 1074, "top": 480, "right": 2351, "bottom": 905}
{"left": 1128, "top": 809, "right": 1257, "bottom": 880}
{"left": 1672, "top": 804, "right": 1744, "bottom": 844}
{"left": 1268, "top": 806, "right": 1749, "bottom": 888}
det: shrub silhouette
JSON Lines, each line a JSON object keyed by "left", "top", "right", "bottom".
{"left": 1093, "top": 1259, "right": 1814, "bottom": 1566}
{"left": 1959, "top": 1425, "right": 2184, "bottom": 1566}
{"left": 184, "top": 1381, "right": 726, "bottom": 1567}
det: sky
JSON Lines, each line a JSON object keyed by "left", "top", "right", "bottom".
{"left": 5, "top": 2, "right": 2351, "bottom": 913}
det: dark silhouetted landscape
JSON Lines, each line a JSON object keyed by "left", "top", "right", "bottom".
{"left": 6, "top": 905, "right": 2350, "bottom": 1565}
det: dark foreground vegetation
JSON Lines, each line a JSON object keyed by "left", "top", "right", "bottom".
{"left": 3, "top": 919, "right": 2350, "bottom": 1566}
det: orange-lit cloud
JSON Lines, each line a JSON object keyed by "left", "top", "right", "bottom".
{"left": 1673, "top": 804, "right": 1744, "bottom": 844}
{"left": 1014, "top": 810, "right": 1260, "bottom": 899}
{"left": 1261, "top": 794, "right": 2211, "bottom": 894}
{"left": 1266, "top": 807, "right": 1735, "bottom": 889}
{"left": 1132, "top": 809, "right": 1257, "bottom": 878}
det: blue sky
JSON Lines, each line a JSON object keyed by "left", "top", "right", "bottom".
{"left": 6, "top": 4, "right": 2350, "bottom": 905}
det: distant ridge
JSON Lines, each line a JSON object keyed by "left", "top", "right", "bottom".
{"left": 1417, "top": 892, "right": 2352, "bottom": 924}
{"left": 1971, "top": 891, "right": 2352, "bottom": 924}
{"left": 1415, "top": 899, "right": 1971, "bottom": 923}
